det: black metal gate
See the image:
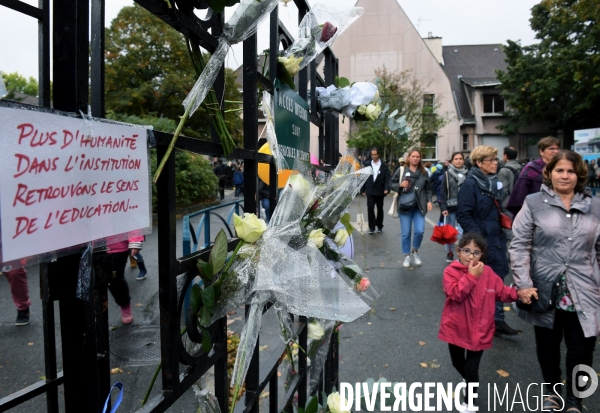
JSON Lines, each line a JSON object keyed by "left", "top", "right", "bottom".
{"left": 0, "top": 0, "right": 340, "bottom": 412}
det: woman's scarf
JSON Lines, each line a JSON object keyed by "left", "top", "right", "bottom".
{"left": 447, "top": 164, "right": 468, "bottom": 187}
{"left": 469, "top": 166, "right": 504, "bottom": 200}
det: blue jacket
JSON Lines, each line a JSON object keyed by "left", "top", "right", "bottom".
{"left": 456, "top": 176, "right": 509, "bottom": 277}
{"left": 233, "top": 170, "right": 244, "bottom": 185}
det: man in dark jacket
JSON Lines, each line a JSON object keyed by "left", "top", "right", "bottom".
{"left": 214, "top": 160, "right": 229, "bottom": 200}
{"left": 506, "top": 137, "right": 560, "bottom": 216}
{"left": 430, "top": 163, "right": 445, "bottom": 204}
{"left": 361, "top": 148, "right": 391, "bottom": 234}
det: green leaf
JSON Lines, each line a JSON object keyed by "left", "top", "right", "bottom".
{"left": 388, "top": 109, "right": 398, "bottom": 118}
{"left": 197, "top": 261, "right": 214, "bottom": 280}
{"left": 209, "top": 230, "right": 228, "bottom": 274}
{"left": 213, "top": 282, "right": 222, "bottom": 303}
{"left": 304, "top": 395, "right": 319, "bottom": 413}
{"left": 340, "top": 212, "right": 354, "bottom": 235}
{"left": 335, "top": 76, "right": 350, "bottom": 88}
{"left": 199, "top": 306, "right": 212, "bottom": 327}
{"left": 277, "top": 62, "right": 296, "bottom": 90}
{"left": 200, "top": 326, "right": 212, "bottom": 353}
{"left": 342, "top": 265, "right": 361, "bottom": 279}
{"left": 190, "top": 284, "right": 202, "bottom": 314}
{"left": 201, "top": 286, "right": 216, "bottom": 307}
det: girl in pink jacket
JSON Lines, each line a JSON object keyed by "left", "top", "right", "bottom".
{"left": 438, "top": 232, "right": 519, "bottom": 411}
{"left": 107, "top": 235, "right": 145, "bottom": 324}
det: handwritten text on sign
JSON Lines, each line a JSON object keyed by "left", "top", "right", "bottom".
{"left": 0, "top": 107, "right": 151, "bottom": 262}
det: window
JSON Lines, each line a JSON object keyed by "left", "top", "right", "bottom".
{"left": 462, "top": 134, "right": 469, "bottom": 151}
{"left": 420, "top": 133, "right": 437, "bottom": 160}
{"left": 483, "top": 95, "right": 505, "bottom": 113}
{"left": 423, "top": 94, "right": 434, "bottom": 112}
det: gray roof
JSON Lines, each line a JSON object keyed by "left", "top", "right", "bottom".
{"left": 442, "top": 44, "right": 507, "bottom": 120}
{"left": 5, "top": 91, "right": 39, "bottom": 105}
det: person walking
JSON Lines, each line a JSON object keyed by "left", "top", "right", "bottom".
{"left": 587, "top": 159, "right": 596, "bottom": 189}
{"left": 361, "top": 148, "right": 391, "bottom": 234}
{"left": 390, "top": 148, "right": 432, "bottom": 268}
{"left": 214, "top": 160, "right": 229, "bottom": 201}
{"left": 3, "top": 268, "right": 31, "bottom": 326}
{"left": 439, "top": 152, "right": 468, "bottom": 262}
{"left": 106, "top": 236, "right": 145, "bottom": 324}
{"left": 430, "top": 163, "right": 445, "bottom": 205}
{"left": 498, "top": 146, "right": 522, "bottom": 211}
{"left": 456, "top": 145, "right": 521, "bottom": 336}
{"left": 258, "top": 180, "right": 273, "bottom": 223}
{"left": 510, "top": 150, "right": 600, "bottom": 413}
{"left": 233, "top": 166, "right": 244, "bottom": 198}
{"left": 506, "top": 136, "right": 560, "bottom": 216}
{"left": 439, "top": 233, "right": 520, "bottom": 412}
{"left": 131, "top": 250, "right": 148, "bottom": 281}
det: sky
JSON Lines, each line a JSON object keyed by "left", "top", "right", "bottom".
{"left": 0, "top": 0, "right": 540, "bottom": 81}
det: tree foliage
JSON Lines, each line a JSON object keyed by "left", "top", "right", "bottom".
{"left": 105, "top": 4, "right": 243, "bottom": 144}
{"left": 106, "top": 113, "right": 219, "bottom": 210}
{"left": 1, "top": 71, "right": 39, "bottom": 99}
{"left": 346, "top": 67, "right": 451, "bottom": 160}
{"left": 497, "top": 0, "right": 600, "bottom": 135}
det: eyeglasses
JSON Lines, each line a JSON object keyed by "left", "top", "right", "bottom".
{"left": 458, "top": 248, "right": 483, "bottom": 258}
{"left": 483, "top": 158, "right": 499, "bottom": 163}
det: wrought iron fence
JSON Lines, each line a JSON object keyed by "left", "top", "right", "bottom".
{"left": 0, "top": 0, "right": 340, "bottom": 412}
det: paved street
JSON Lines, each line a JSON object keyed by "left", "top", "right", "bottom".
{"left": 2, "top": 191, "right": 600, "bottom": 412}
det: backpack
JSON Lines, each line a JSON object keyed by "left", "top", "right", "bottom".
{"left": 501, "top": 165, "right": 521, "bottom": 184}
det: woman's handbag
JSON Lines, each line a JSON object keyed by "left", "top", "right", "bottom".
{"left": 388, "top": 192, "right": 399, "bottom": 218}
{"left": 515, "top": 275, "right": 562, "bottom": 313}
{"left": 445, "top": 173, "right": 458, "bottom": 207}
{"left": 494, "top": 200, "right": 512, "bottom": 229}
{"left": 398, "top": 190, "right": 417, "bottom": 213}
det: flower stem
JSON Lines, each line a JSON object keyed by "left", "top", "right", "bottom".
{"left": 141, "top": 361, "right": 161, "bottom": 406}
{"left": 141, "top": 326, "right": 188, "bottom": 406}
{"left": 153, "top": 105, "right": 191, "bottom": 183}
{"left": 285, "top": 343, "right": 295, "bottom": 372}
{"left": 217, "top": 240, "right": 245, "bottom": 283}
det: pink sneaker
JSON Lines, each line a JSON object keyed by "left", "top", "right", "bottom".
{"left": 121, "top": 304, "right": 133, "bottom": 325}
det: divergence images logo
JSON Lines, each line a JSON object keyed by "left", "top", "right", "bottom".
{"left": 573, "top": 364, "right": 598, "bottom": 399}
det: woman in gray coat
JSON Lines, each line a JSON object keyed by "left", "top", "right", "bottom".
{"left": 510, "top": 150, "right": 600, "bottom": 413}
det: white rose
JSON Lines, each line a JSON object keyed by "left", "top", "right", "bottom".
{"left": 233, "top": 213, "right": 267, "bottom": 243}
{"left": 287, "top": 174, "right": 313, "bottom": 207}
{"left": 333, "top": 229, "right": 349, "bottom": 248}
{"left": 307, "top": 320, "right": 325, "bottom": 340}
{"left": 307, "top": 229, "right": 326, "bottom": 248}
{"left": 327, "top": 392, "right": 351, "bottom": 413}
{"left": 357, "top": 104, "right": 367, "bottom": 115}
{"left": 365, "top": 103, "right": 382, "bottom": 121}
{"left": 278, "top": 55, "right": 303, "bottom": 77}
{"left": 372, "top": 89, "right": 380, "bottom": 102}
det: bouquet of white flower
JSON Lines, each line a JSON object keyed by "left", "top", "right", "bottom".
{"left": 277, "top": 4, "right": 363, "bottom": 83}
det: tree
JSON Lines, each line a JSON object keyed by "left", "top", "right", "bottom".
{"left": 1, "top": 71, "right": 39, "bottom": 100}
{"left": 105, "top": 4, "right": 243, "bottom": 144}
{"left": 497, "top": 0, "right": 600, "bottom": 139}
{"left": 346, "top": 67, "right": 451, "bottom": 161}
{"left": 105, "top": 113, "right": 218, "bottom": 210}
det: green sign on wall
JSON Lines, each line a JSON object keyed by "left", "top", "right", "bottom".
{"left": 274, "top": 79, "right": 310, "bottom": 168}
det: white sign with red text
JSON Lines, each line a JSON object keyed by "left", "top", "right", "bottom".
{"left": 0, "top": 107, "right": 151, "bottom": 262}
